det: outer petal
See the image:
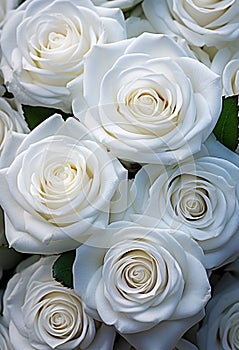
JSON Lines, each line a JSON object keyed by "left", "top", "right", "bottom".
{"left": 123, "top": 311, "right": 204, "bottom": 350}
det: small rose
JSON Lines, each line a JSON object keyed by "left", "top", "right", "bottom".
{"left": 0, "top": 0, "right": 126, "bottom": 112}
{"left": 0, "top": 114, "right": 127, "bottom": 254}
{"left": 3, "top": 256, "right": 116, "bottom": 349}
{"left": 70, "top": 33, "right": 221, "bottom": 165}
{"left": 142, "top": 0, "right": 239, "bottom": 48}
{"left": 73, "top": 224, "right": 210, "bottom": 350}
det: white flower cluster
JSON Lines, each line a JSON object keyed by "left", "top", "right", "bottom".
{"left": 0, "top": 0, "right": 238, "bottom": 349}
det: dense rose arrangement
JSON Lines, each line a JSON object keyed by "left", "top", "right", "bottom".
{"left": 0, "top": 0, "right": 238, "bottom": 349}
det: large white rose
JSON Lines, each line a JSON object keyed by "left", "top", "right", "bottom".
{"left": 0, "top": 114, "right": 127, "bottom": 254}
{"left": 0, "top": 318, "right": 12, "bottom": 350}
{"left": 3, "top": 256, "right": 116, "bottom": 349}
{"left": 70, "top": 33, "right": 221, "bottom": 165}
{"left": 73, "top": 223, "right": 210, "bottom": 350}
{"left": 197, "top": 272, "right": 239, "bottom": 349}
{"left": 0, "top": 0, "right": 126, "bottom": 112}
{"left": 92, "top": 0, "right": 142, "bottom": 10}
{"left": 126, "top": 139, "right": 239, "bottom": 269}
{"left": 142, "top": 0, "right": 239, "bottom": 48}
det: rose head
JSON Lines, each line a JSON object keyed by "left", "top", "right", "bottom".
{"left": 73, "top": 224, "right": 211, "bottom": 349}
{"left": 2, "top": 256, "right": 116, "bottom": 349}
{"left": 0, "top": 0, "right": 126, "bottom": 112}
{"left": 0, "top": 114, "right": 127, "bottom": 254}
{"left": 70, "top": 33, "right": 222, "bottom": 165}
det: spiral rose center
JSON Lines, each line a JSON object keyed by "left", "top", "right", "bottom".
{"left": 128, "top": 88, "right": 166, "bottom": 116}
{"left": 179, "top": 190, "right": 207, "bottom": 219}
{"left": 36, "top": 291, "right": 83, "bottom": 341}
{"left": 48, "top": 163, "right": 77, "bottom": 185}
{"left": 49, "top": 311, "right": 71, "bottom": 330}
{"left": 48, "top": 31, "right": 66, "bottom": 49}
{"left": 170, "top": 175, "right": 210, "bottom": 221}
{"left": 39, "top": 160, "right": 81, "bottom": 200}
{"left": 126, "top": 263, "right": 151, "bottom": 288}
{"left": 112, "top": 249, "right": 159, "bottom": 296}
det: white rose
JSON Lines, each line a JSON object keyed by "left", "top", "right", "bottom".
{"left": 70, "top": 33, "right": 221, "bottom": 165}
{"left": 142, "top": 0, "right": 239, "bottom": 48}
{"left": 0, "top": 114, "right": 127, "bottom": 254}
{"left": 0, "top": 96, "right": 29, "bottom": 167}
{"left": 3, "top": 256, "right": 116, "bottom": 350}
{"left": 197, "top": 273, "right": 239, "bottom": 349}
{"left": 127, "top": 143, "right": 239, "bottom": 269}
{"left": 92, "top": 0, "right": 142, "bottom": 10}
{"left": 0, "top": 0, "right": 126, "bottom": 112}
{"left": 0, "top": 318, "right": 12, "bottom": 350}
{"left": 73, "top": 224, "right": 210, "bottom": 350}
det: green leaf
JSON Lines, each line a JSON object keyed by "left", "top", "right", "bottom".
{"left": 22, "top": 105, "right": 72, "bottom": 130}
{"left": 213, "top": 95, "right": 239, "bottom": 151}
{"left": 124, "top": 10, "right": 131, "bottom": 19}
{"left": 53, "top": 250, "right": 76, "bottom": 288}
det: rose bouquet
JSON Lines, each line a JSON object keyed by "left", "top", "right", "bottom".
{"left": 0, "top": 0, "right": 238, "bottom": 349}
